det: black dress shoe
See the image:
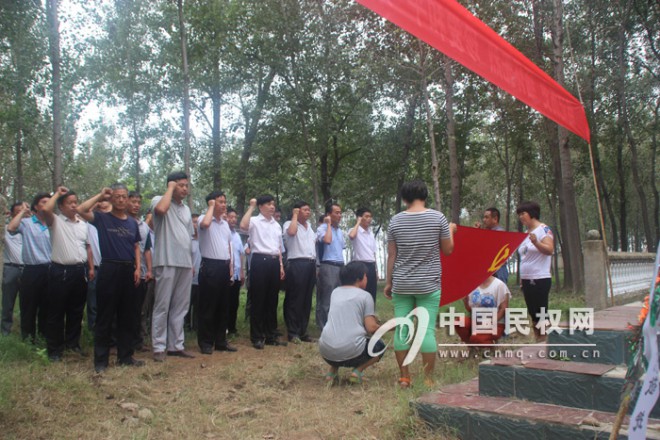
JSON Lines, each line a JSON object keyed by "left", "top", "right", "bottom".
{"left": 94, "top": 363, "right": 108, "bottom": 374}
{"left": 299, "top": 335, "right": 316, "bottom": 343}
{"left": 118, "top": 357, "right": 145, "bottom": 367}
{"left": 265, "top": 339, "right": 288, "bottom": 347}
{"left": 252, "top": 341, "right": 264, "bottom": 350}
{"left": 48, "top": 354, "right": 62, "bottom": 362}
{"left": 167, "top": 350, "right": 195, "bottom": 358}
{"left": 200, "top": 346, "right": 213, "bottom": 355}
{"left": 216, "top": 343, "right": 238, "bottom": 352}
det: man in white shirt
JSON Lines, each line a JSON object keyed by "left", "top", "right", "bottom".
{"left": 2, "top": 203, "right": 25, "bottom": 336}
{"left": 197, "top": 191, "right": 236, "bottom": 354}
{"left": 41, "top": 186, "right": 93, "bottom": 361}
{"left": 348, "top": 207, "right": 378, "bottom": 304}
{"left": 283, "top": 201, "right": 317, "bottom": 344}
{"left": 240, "top": 195, "right": 286, "bottom": 349}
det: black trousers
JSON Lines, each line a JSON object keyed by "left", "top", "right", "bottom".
{"left": 198, "top": 258, "right": 231, "bottom": 350}
{"left": 283, "top": 259, "right": 316, "bottom": 339}
{"left": 185, "top": 284, "right": 199, "bottom": 332}
{"left": 46, "top": 263, "right": 87, "bottom": 356}
{"left": 94, "top": 261, "right": 138, "bottom": 367}
{"left": 133, "top": 279, "right": 148, "bottom": 349}
{"left": 227, "top": 280, "right": 242, "bottom": 333}
{"left": 19, "top": 264, "right": 49, "bottom": 342}
{"left": 249, "top": 254, "right": 280, "bottom": 343}
{"left": 362, "top": 261, "right": 378, "bottom": 305}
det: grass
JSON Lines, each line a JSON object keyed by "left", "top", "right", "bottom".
{"left": 0, "top": 279, "right": 585, "bottom": 439}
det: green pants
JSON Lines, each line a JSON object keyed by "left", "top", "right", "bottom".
{"left": 392, "top": 290, "right": 440, "bottom": 353}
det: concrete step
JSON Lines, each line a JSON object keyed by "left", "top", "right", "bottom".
{"left": 478, "top": 357, "right": 660, "bottom": 417}
{"left": 548, "top": 304, "right": 645, "bottom": 365}
{"left": 415, "top": 379, "right": 660, "bottom": 440}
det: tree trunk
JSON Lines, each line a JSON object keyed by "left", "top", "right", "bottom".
{"left": 552, "top": 0, "right": 583, "bottom": 292}
{"left": 177, "top": 0, "right": 192, "bottom": 207}
{"left": 444, "top": 57, "right": 460, "bottom": 222}
{"left": 235, "top": 68, "right": 276, "bottom": 214}
{"left": 211, "top": 82, "right": 222, "bottom": 191}
{"left": 47, "top": 0, "right": 62, "bottom": 188}
{"left": 15, "top": 128, "right": 25, "bottom": 202}
{"left": 616, "top": 0, "right": 654, "bottom": 252}
{"left": 395, "top": 93, "right": 420, "bottom": 213}
{"left": 419, "top": 42, "right": 442, "bottom": 210}
{"left": 651, "top": 102, "right": 660, "bottom": 250}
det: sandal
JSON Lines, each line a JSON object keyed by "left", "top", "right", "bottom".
{"left": 349, "top": 368, "right": 365, "bottom": 384}
{"left": 398, "top": 377, "right": 412, "bottom": 389}
{"left": 325, "top": 372, "right": 338, "bottom": 386}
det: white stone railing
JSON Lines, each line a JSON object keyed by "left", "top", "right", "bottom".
{"left": 607, "top": 252, "right": 656, "bottom": 297}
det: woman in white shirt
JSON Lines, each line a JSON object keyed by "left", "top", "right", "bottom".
{"left": 516, "top": 201, "right": 554, "bottom": 342}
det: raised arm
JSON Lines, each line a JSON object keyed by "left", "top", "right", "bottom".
{"left": 199, "top": 198, "right": 215, "bottom": 230}
{"left": 348, "top": 216, "right": 362, "bottom": 240}
{"left": 7, "top": 202, "right": 30, "bottom": 234}
{"left": 77, "top": 188, "right": 112, "bottom": 222}
{"left": 42, "top": 186, "right": 69, "bottom": 226}
{"left": 322, "top": 216, "right": 333, "bottom": 244}
{"left": 153, "top": 181, "right": 177, "bottom": 217}
{"left": 530, "top": 231, "right": 554, "bottom": 256}
{"left": 240, "top": 198, "right": 257, "bottom": 232}
{"left": 286, "top": 208, "right": 300, "bottom": 236}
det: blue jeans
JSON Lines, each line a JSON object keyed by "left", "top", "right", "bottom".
{"left": 2, "top": 264, "right": 22, "bottom": 335}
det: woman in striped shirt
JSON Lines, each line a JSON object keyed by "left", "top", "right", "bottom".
{"left": 385, "top": 180, "right": 455, "bottom": 388}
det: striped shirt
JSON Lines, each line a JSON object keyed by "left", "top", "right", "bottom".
{"left": 387, "top": 209, "right": 450, "bottom": 295}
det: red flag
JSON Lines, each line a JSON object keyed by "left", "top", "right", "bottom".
{"left": 440, "top": 226, "right": 527, "bottom": 306}
{"left": 355, "top": 0, "right": 590, "bottom": 143}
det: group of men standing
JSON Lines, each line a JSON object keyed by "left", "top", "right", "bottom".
{"left": 1, "top": 173, "right": 387, "bottom": 370}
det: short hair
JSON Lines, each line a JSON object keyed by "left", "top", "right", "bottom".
{"left": 205, "top": 190, "right": 226, "bottom": 203}
{"left": 293, "top": 200, "right": 309, "bottom": 210}
{"left": 340, "top": 261, "right": 368, "bottom": 285}
{"left": 31, "top": 192, "right": 51, "bottom": 212}
{"left": 227, "top": 207, "right": 237, "bottom": 216}
{"left": 191, "top": 213, "right": 200, "bottom": 218}
{"left": 128, "top": 191, "right": 142, "bottom": 199}
{"left": 516, "top": 201, "right": 541, "bottom": 220}
{"left": 355, "top": 207, "right": 371, "bottom": 218}
{"left": 325, "top": 202, "right": 340, "bottom": 215}
{"left": 318, "top": 215, "right": 325, "bottom": 224}
{"left": 401, "top": 180, "right": 428, "bottom": 204}
{"left": 57, "top": 191, "right": 77, "bottom": 206}
{"left": 110, "top": 182, "right": 128, "bottom": 192}
{"left": 485, "top": 207, "right": 500, "bottom": 222}
{"left": 167, "top": 171, "right": 188, "bottom": 183}
{"left": 256, "top": 194, "right": 275, "bottom": 206}
{"left": 10, "top": 202, "right": 23, "bottom": 215}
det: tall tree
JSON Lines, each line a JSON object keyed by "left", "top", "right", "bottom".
{"left": 46, "top": 0, "right": 62, "bottom": 188}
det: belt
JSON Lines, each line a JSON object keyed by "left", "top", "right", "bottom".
{"left": 102, "top": 260, "right": 134, "bottom": 266}
{"left": 51, "top": 262, "right": 87, "bottom": 269}
{"left": 4, "top": 262, "right": 24, "bottom": 268}
{"left": 321, "top": 261, "right": 344, "bottom": 267}
{"left": 252, "top": 253, "right": 279, "bottom": 260}
{"left": 202, "top": 257, "right": 230, "bottom": 264}
{"left": 24, "top": 263, "right": 50, "bottom": 268}
{"left": 288, "top": 258, "right": 316, "bottom": 263}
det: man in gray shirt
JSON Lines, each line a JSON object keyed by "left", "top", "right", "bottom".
{"left": 151, "top": 172, "right": 195, "bottom": 361}
{"left": 318, "top": 262, "right": 385, "bottom": 385}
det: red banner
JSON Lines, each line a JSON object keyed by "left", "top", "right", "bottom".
{"left": 440, "top": 226, "right": 527, "bottom": 306}
{"left": 355, "top": 0, "right": 590, "bottom": 143}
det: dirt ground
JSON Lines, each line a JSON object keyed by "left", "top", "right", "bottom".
{"left": 0, "top": 329, "right": 477, "bottom": 440}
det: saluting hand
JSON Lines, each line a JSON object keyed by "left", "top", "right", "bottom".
{"left": 292, "top": 208, "right": 300, "bottom": 217}
{"left": 249, "top": 198, "right": 257, "bottom": 208}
